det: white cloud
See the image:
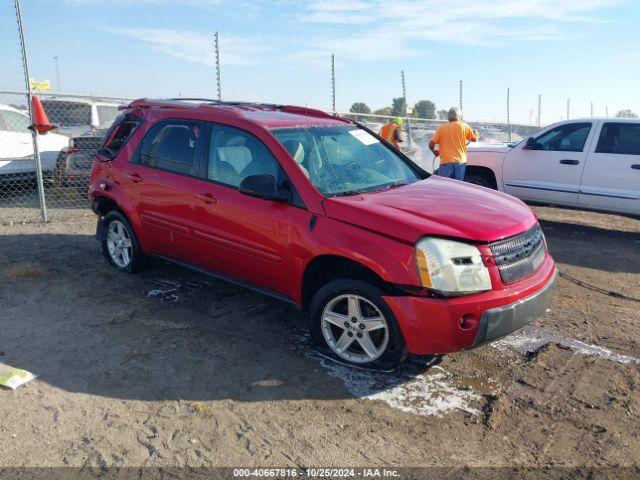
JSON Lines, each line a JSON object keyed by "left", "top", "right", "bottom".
{"left": 92, "top": 0, "right": 623, "bottom": 66}
{"left": 102, "top": 27, "right": 270, "bottom": 66}
{"left": 66, "top": 0, "right": 223, "bottom": 5}
{"left": 292, "top": 0, "right": 624, "bottom": 57}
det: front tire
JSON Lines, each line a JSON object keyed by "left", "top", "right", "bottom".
{"left": 308, "top": 279, "right": 407, "bottom": 369}
{"left": 101, "top": 211, "right": 145, "bottom": 273}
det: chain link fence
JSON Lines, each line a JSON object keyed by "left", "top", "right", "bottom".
{"left": 0, "top": 90, "right": 130, "bottom": 224}
{"left": 0, "top": 95, "right": 543, "bottom": 224}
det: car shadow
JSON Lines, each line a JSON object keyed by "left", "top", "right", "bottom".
{"left": 0, "top": 233, "right": 443, "bottom": 404}
{"left": 539, "top": 219, "right": 640, "bottom": 274}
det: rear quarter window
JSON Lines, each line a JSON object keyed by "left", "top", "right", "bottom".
{"left": 101, "top": 115, "right": 143, "bottom": 157}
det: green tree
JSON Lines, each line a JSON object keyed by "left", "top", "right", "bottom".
{"left": 374, "top": 106, "right": 393, "bottom": 116}
{"left": 349, "top": 102, "right": 371, "bottom": 114}
{"left": 391, "top": 97, "right": 407, "bottom": 116}
{"left": 436, "top": 109, "right": 448, "bottom": 120}
{"left": 413, "top": 100, "right": 436, "bottom": 119}
{"left": 615, "top": 109, "right": 638, "bottom": 118}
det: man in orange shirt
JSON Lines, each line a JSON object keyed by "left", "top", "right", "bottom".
{"left": 379, "top": 117, "right": 403, "bottom": 149}
{"left": 429, "top": 107, "right": 478, "bottom": 181}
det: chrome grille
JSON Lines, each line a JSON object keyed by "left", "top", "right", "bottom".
{"left": 489, "top": 225, "right": 546, "bottom": 284}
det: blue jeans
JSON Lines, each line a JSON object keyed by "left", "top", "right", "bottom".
{"left": 437, "top": 162, "right": 466, "bottom": 181}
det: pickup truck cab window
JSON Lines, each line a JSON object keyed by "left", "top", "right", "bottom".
{"left": 595, "top": 123, "right": 640, "bottom": 156}
{"left": 531, "top": 123, "right": 592, "bottom": 152}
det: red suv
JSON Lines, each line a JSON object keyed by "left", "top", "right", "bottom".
{"left": 90, "top": 99, "right": 557, "bottom": 369}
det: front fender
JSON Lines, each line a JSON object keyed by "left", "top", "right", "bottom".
{"left": 290, "top": 214, "right": 418, "bottom": 304}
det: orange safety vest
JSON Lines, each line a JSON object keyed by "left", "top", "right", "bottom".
{"left": 380, "top": 123, "right": 401, "bottom": 147}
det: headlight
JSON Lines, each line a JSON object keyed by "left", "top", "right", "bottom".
{"left": 415, "top": 237, "right": 491, "bottom": 296}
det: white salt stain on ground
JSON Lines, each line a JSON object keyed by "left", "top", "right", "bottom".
{"left": 145, "top": 278, "right": 212, "bottom": 304}
{"left": 284, "top": 333, "right": 481, "bottom": 417}
{"left": 494, "top": 325, "right": 639, "bottom": 364}
{"left": 318, "top": 357, "right": 479, "bottom": 417}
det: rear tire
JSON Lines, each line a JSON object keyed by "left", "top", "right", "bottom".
{"left": 465, "top": 170, "right": 496, "bottom": 189}
{"left": 308, "top": 279, "right": 407, "bottom": 369}
{"left": 101, "top": 211, "right": 145, "bottom": 273}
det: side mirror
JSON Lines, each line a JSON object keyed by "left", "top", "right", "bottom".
{"left": 239, "top": 174, "right": 287, "bottom": 202}
{"left": 524, "top": 137, "right": 538, "bottom": 150}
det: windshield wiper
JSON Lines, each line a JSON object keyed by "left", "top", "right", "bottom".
{"left": 332, "top": 181, "right": 410, "bottom": 197}
{"left": 332, "top": 188, "right": 372, "bottom": 197}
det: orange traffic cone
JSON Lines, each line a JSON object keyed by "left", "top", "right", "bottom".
{"left": 29, "top": 95, "right": 55, "bottom": 134}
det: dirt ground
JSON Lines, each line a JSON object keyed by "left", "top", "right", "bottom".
{"left": 0, "top": 205, "right": 639, "bottom": 476}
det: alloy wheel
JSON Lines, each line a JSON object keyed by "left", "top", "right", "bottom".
{"left": 106, "top": 220, "right": 133, "bottom": 268}
{"left": 321, "top": 294, "right": 389, "bottom": 364}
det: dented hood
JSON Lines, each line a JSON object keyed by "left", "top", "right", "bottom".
{"left": 323, "top": 176, "right": 536, "bottom": 244}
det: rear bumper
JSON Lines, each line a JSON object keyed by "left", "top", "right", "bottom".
{"left": 383, "top": 256, "right": 557, "bottom": 355}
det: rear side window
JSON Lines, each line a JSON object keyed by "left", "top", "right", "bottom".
{"left": 595, "top": 123, "right": 640, "bottom": 156}
{"left": 532, "top": 123, "right": 591, "bottom": 152}
{"left": 101, "top": 115, "right": 142, "bottom": 157}
{"left": 140, "top": 121, "right": 201, "bottom": 175}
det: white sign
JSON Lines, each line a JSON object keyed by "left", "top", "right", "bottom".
{"left": 349, "top": 129, "right": 379, "bottom": 146}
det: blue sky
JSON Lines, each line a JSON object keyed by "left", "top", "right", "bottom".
{"left": 1, "top": 0, "right": 639, "bottom": 123}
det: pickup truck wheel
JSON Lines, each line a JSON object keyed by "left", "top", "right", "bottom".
{"left": 308, "top": 279, "right": 407, "bottom": 369}
{"left": 465, "top": 171, "right": 496, "bottom": 189}
{"left": 101, "top": 211, "right": 145, "bottom": 273}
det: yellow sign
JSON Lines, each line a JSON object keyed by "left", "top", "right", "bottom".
{"left": 29, "top": 79, "right": 51, "bottom": 91}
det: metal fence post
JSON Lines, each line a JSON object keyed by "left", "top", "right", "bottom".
{"left": 15, "top": 0, "right": 47, "bottom": 223}
{"left": 214, "top": 31, "right": 221, "bottom": 101}
{"left": 507, "top": 87, "right": 512, "bottom": 143}
{"left": 401, "top": 70, "right": 412, "bottom": 148}
{"left": 459, "top": 80, "right": 463, "bottom": 118}
{"left": 537, "top": 94, "right": 542, "bottom": 126}
{"left": 331, "top": 54, "right": 336, "bottom": 114}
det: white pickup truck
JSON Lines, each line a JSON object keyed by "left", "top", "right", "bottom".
{"left": 0, "top": 104, "right": 69, "bottom": 179}
{"left": 466, "top": 118, "right": 640, "bottom": 216}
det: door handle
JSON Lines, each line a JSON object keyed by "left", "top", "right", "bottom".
{"left": 196, "top": 193, "right": 217, "bottom": 204}
{"left": 125, "top": 172, "right": 143, "bottom": 183}
{"left": 632, "top": 164, "right": 640, "bottom": 170}
{"left": 559, "top": 159, "right": 580, "bottom": 165}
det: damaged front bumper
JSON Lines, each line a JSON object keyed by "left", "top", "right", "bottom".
{"left": 471, "top": 267, "right": 558, "bottom": 348}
